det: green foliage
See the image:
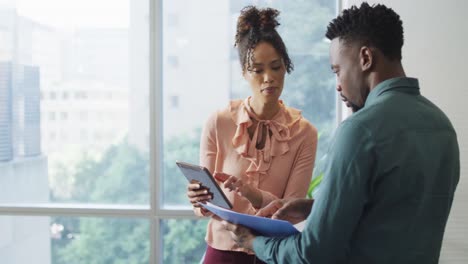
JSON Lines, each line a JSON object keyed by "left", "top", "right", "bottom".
{"left": 162, "top": 219, "right": 208, "bottom": 264}
{"left": 307, "top": 172, "right": 323, "bottom": 199}
{"left": 52, "top": 140, "right": 151, "bottom": 264}
{"left": 52, "top": 137, "right": 207, "bottom": 264}
{"left": 271, "top": 0, "right": 334, "bottom": 55}
{"left": 70, "top": 140, "right": 149, "bottom": 204}
{"left": 161, "top": 130, "right": 209, "bottom": 263}
{"left": 56, "top": 218, "right": 149, "bottom": 264}
{"left": 163, "top": 129, "right": 201, "bottom": 205}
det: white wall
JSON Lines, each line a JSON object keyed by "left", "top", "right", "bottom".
{"left": 343, "top": 0, "right": 468, "bottom": 262}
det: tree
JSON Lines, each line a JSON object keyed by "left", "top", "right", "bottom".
{"left": 52, "top": 136, "right": 207, "bottom": 264}
{"left": 162, "top": 219, "right": 208, "bottom": 264}
{"left": 69, "top": 140, "right": 149, "bottom": 204}
{"left": 56, "top": 218, "right": 150, "bottom": 264}
{"left": 162, "top": 129, "right": 201, "bottom": 205}
{"left": 52, "top": 140, "right": 150, "bottom": 263}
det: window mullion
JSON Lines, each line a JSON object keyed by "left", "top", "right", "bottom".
{"left": 150, "top": 0, "right": 163, "bottom": 263}
{"left": 0, "top": 203, "right": 150, "bottom": 218}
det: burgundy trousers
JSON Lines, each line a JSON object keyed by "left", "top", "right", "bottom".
{"left": 203, "top": 245, "right": 267, "bottom": 264}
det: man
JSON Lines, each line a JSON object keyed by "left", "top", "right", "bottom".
{"left": 222, "top": 2, "right": 460, "bottom": 263}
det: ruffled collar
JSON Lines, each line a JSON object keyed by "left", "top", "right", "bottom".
{"left": 230, "top": 97, "right": 302, "bottom": 185}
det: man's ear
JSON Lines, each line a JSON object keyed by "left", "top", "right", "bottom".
{"left": 359, "top": 46, "right": 373, "bottom": 72}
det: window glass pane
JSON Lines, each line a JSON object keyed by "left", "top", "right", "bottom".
{"left": 0, "top": 0, "right": 150, "bottom": 204}
{"left": 161, "top": 219, "right": 208, "bottom": 264}
{"left": 162, "top": 0, "right": 337, "bottom": 206}
{"left": 0, "top": 216, "right": 149, "bottom": 264}
{"left": 0, "top": 216, "right": 50, "bottom": 264}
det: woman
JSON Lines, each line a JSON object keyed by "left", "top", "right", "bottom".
{"left": 187, "top": 6, "right": 318, "bottom": 264}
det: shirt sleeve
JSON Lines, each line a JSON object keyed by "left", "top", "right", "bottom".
{"left": 259, "top": 123, "right": 318, "bottom": 208}
{"left": 200, "top": 111, "right": 218, "bottom": 173}
{"left": 253, "top": 120, "right": 375, "bottom": 263}
{"left": 193, "top": 111, "right": 218, "bottom": 217}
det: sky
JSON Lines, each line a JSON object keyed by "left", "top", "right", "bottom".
{"left": 15, "top": 0, "right": 129, "bottom": 29}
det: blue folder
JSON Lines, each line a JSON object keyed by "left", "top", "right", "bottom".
{"left": 199, "top": 202, "right": 300, "bottom": 237}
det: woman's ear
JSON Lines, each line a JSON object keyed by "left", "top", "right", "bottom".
{"left": 359, "top": 46, "right": 373, "bottom": 72}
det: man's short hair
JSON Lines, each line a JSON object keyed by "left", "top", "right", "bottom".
{"left": 326, "top": 2, "right": 404, "bottom": 61}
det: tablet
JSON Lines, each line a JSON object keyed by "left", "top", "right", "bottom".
{"left": 176, "top": 161, "right": 233, "bottom": 209}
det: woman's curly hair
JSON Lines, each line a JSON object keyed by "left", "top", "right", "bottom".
{"left": 235, "top": 6, "right": 293, "bottom": 73}
{"left": 326, "top": 2, "right": 404, "bottom": 61}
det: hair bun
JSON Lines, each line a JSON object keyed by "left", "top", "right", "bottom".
{"left": 235, "top": 6, "right": 280, "bottom": 45}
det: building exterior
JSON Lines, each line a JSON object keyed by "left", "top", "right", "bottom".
{"left": 0, "top": 62, "right": 13, "bottom": 161}
{"left": 0, "top": 61, "right": 50, "bottom": 264}
{"left": 0, "top": 6, "right": 49, "bottom": 264}
{"left": 128, "top": 0, "right": 232, "bottom": 153}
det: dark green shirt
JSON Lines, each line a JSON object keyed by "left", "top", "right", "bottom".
{"left": 253, "top": 77, "right": 460, "bottom": 263}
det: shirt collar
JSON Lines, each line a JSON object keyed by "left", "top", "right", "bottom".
{"left": 229, "top": 97, "right": 303, "bottom": 178}
{"left": 365, "top": 77, "right": 420, "bottom": 107}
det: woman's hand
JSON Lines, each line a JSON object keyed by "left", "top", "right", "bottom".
{"left": 214, "top": 172, "right": 263, "bottom": 208}
{"left": 186, "top": 181, "right": 212, "bottom": 214}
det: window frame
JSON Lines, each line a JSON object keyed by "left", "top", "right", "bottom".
{"left": 0, "top": 1, "right": 198, "bottom": 263}
{"left": 0, "top": 1, "right": 344, "bottom": 263}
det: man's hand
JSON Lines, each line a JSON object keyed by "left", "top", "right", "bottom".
{"left": 255, "top": 199, "right": 286, "bottom": 218}
{"left": 257, "top": 198, "right": 314, "bottom": 224}
{"left": 221, "top": 220, "right": 256, "bottom": 250}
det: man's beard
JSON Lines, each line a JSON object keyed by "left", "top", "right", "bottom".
{"left": 349, "top": 101, "right": 362, "bottom": 113}
{"left": 341, "top": 94, "right": 362, "bottom": 113}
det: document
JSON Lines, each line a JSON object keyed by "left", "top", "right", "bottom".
{"left": 199, "top": 202, "right": 300, "bottom": 237}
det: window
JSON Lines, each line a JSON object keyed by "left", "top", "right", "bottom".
{"left": 79, "top": 111, "right": 88, "bottom": 121}
{"left": 0, "top": 0, "right": 338, "bottom": 263}
{"left": 160, "top": 0, "right": 338, "bottom": 261}
{"left": 169, "top": 94, "right": 179, "bottom": 109}
{"left": 79, "top": 130, "right": 87, "bottom": 140}
{"left": 167, "top": 13, "right": 179, "bottom": 28}
{"left": 49, "top": 132, "right": 56, "bottom": 141}
{"left": 59, "top": 112, "right": 67, "bottom": 121}
{"left": 1, "top": 0, "right": 151, "bottom": 262}
{"left": 166, "top": 55, "right": 179, "bottom": 68}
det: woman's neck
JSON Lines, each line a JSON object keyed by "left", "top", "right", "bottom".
{"left": 249, "top": 97, "right": 281, "bottom": 120}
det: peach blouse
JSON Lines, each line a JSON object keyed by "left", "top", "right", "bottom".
{"left": 196, "top": 97, "right": 317, "bottom": 253}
